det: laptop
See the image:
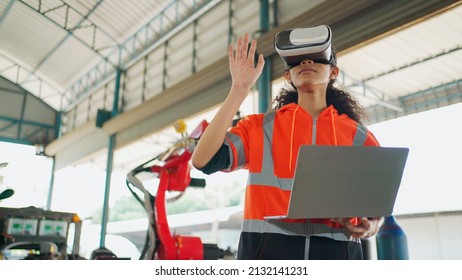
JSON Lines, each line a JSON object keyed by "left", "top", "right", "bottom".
{"left": 264, "top": 145, "right": 409, "bottom": 219}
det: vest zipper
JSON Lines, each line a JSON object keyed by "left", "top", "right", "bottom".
{"left": 311, "top": 118, "right": 317, "bottom": 145}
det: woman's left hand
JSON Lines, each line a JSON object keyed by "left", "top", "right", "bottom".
{"left": 331, "top": 217, "right": 382, "bottom": 238}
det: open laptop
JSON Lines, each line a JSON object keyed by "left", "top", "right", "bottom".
{"left": 264, "top": 145, "right": 409, "bottom": 219}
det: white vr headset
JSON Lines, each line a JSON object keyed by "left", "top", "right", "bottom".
{"left": 275, "top": 25, "right": 333, "bottom": 68}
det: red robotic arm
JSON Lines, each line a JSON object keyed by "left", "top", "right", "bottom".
{"left": 152, "top": 150, "right": 203, "bottom": 260}
{"left": 126, "top": 120, "right": 225, "bottom": 260}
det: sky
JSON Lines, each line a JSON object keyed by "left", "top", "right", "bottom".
{"left": 1, "top": 102, "right": 462, "bottom": 219}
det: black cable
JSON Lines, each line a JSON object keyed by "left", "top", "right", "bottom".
{"left": 139, "top": 231, "right": 150, "bottom": 260}
{"left": 125, "top": 180, "right": 144, "bottom": 206}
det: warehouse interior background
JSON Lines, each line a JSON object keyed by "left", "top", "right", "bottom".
{"left": 1, "top": 0, "right": 462, "bottom": 260}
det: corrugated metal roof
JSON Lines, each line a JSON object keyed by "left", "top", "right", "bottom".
{"left": 0, "top": 0, "right": 196, "bottom": 109}
{"left": 338, "top": 4, "right": 462, "bottom": 103}
{"left": 80, "top": 0, "right": 172, "bottom": 43}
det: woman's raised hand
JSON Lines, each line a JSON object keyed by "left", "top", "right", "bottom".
{"left": 192, "top": 33, "right": 264, "bottom": 169}
{"left": 228, "top": 33, "right": 265, "bottom": 91}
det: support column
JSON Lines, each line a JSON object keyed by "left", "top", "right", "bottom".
{"left": 258, "top": 0, "right": 271, "bottom": 113}
{"left": 99, "top": 68, "right": 121, "bottom": 248}
{"left": 45, "top": 156, "right": 56, "bottom": 210}
{"left": 228, "top": 0, "right": 234, "bottom": 45}
{"left": 45, "top": 110, "right": 62, "bottom": 210}
{"left": 273, "top": 0, "right": 279, "bottom": 27}
{"left": 260, "top": 0, "right": 269, "bottom": 32}
{"left": 258, "top": 58, "right": 272, "bottom": 113}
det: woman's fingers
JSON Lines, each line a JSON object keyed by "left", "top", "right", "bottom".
{"left": 227, "top": 33, "right": 265, "bottom": 89}
{"left": 329, "top": 217, "right": 382, "bottom": 238}
{"left": 242, "top": 33, "right": 250, "bottom": 59}
{"left": 247, "top": 37, "right": 257, "bottom": 60}
{"left": 229, "top": 33, "right": 254, "bottom": 61}
{"left": 255, "top": 53, "right": 265, "bottom": 75}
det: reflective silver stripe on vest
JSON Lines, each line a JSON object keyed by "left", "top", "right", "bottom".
{"left": 353, "top": 123, "right": 368, "bottom": 146}
{"left": 224, "top": 131, "right": 247, "bottom": 170}
{"left": 247, "top": 112, "right": 293, "bottom": 190}
{"left": 242, "top": 219, "right": 357, "bottom": 243}
{"left": 247, "top": 173, "right": 293, "bottom": 190}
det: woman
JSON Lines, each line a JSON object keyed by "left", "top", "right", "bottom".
{"left": 191, "top": 31, "right": 381, "bottom": 260}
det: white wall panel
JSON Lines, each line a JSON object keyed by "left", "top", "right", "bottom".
{"left": 115, "top": 75, "right": 231, "bottom": 149}
{"left": 0, "top": 77, "right": 58, "bottom": 144}
{"left": 87, "top": 93, "right": 101, "bottom": 121}
{"left": 89, "top": 87, "right": 107, "bottom": 115}
{"left": 104, "top": 81, "right": 115, "bottom": 112}
{"left": 195, "top": 1, "right": 229, "bottom": 71}
{"left": 233, "top": 0, "right": 260, "bottom": 38}
{"left": 123, "top": 59, "right": 145, "bottom": 111}
{"left": 144, "top": 47, "right": 165, "bottom": 101}
{"left": 74, "top": 99, "right": 90, "bottom": 127}
{"left": 62, "top": 79, "right": 116, "bottom": 136}
{"left": 396, "top": 213, "right": 462, "bottom": 260}
{"left": 0, "top": 90, "right": 23, "bottom": 119}
{"left": 397, "top": 217, "right": 441, "bottom": 259}
{"left": 63, "top": 109, "right": 74, "bottom": 133}
{"left": 23, "top": 96, "right": 55, "bottom": 125}
{"left": 277, "top": 0, "right": 327, "bottom": 26}
{"left": 436, "top": 215, "right": 462, "bottom": 259}
{"left": 166, "top": 25, "right": 194, "bottom": 88}
{"left": 53, "top": 128, "right": 107, "bottom": 170}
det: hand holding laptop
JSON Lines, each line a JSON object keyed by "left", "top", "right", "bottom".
{"left": 331, "top": 217, "right": 382, "bottom": 239}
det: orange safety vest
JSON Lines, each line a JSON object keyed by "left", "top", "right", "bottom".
{"left": 224, "top": 103, "right": 380, "bottom": 241}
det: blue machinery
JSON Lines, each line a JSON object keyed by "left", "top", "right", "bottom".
{"left": 376, "top": 215, "right": 409, "bottom": 260}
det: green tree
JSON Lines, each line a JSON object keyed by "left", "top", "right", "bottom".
{"left": 91, "top": 195, "right": 146, "bottom": 224}
{"left": 91, "top": 176, "right": 246, "bottom": 223}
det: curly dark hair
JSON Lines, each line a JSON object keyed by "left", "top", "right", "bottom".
{"left": 273, "top": 80, "right": 366, "bottom": 123}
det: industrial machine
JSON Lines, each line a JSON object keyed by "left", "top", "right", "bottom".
{"left": 0, "top": 206, "right": 82, "bottom": 260}
{"left": 126, "top": 119, "right": 228, "bottom": 260}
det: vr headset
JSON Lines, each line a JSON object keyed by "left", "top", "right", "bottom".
{"left": 275, "top": 25, "right": 334, "bottom": 69}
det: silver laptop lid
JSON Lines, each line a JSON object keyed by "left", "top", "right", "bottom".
{"left": 283, "top": 145, "right": 409, "bottom": 219}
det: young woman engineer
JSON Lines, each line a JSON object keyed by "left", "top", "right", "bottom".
{"left": 191, "top": 26, "right": 382, "bottom": 260}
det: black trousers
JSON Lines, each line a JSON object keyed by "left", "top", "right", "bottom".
{"left": 237, "top": 232, "right": 363, "bottom": 260}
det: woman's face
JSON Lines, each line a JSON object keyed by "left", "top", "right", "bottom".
{"left": 285, "top": 59, "right": 339, "bottom": 90}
